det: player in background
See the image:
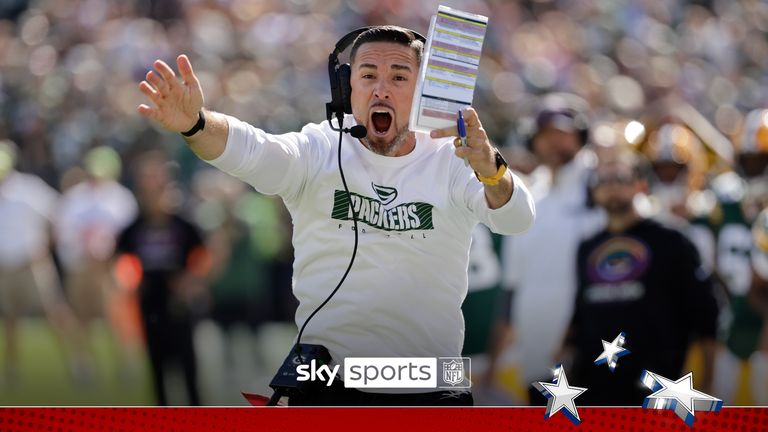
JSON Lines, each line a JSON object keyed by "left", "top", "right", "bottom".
{"left": 190, "top": 169, "right": 295, "bottom": 402}
{"left": 115, "top": 150, "right": 210, "bottom": 405}
{"left": 55, "top": 146, "right": 140, "bottom": 381}
{"left": 711, "top": 108, "right": 768, "bottom": 405}
{"left": 461, "top": 224, "right": 510, "bottom": 405}
{"left": 0, "top": 140, "right": 85, "bottom": 385}
{"left": 497, "top": 95, "right": 605, "bottom": 404}
{"left": 635, "top": 122, "right": 716, "bottom": 273}
{"left": 749, "top": 207, "right": 768, "bottom": 404}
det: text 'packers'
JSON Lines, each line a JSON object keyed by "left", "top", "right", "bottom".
{"left": 331, "top": 190, "right": 434, "bottom": 231}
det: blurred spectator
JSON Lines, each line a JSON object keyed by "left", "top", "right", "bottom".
{"left": 497, "top": 95, "right": 605, "bottom": 403}
{"left": 191, "top": 169, "right": 291, "bottom": 392}
{"left": 0, "top": 139, "right": 86, "bottom": 385}
{"left": 193, "top": 170, "right": 270, "bottom": 330}
{"left": 54, "top": 146, "right": 140, "bottom": 378}
{"left": 562, "top": 149, "right": 719, "bottom": 405}
{"left": 115, "top": 150, "right": 208, "bottom": 405}
{"left": 710, "top": 108, "right": 768, "bottom": 405}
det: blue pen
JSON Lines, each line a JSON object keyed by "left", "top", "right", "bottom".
{"left": 457, "top": 109, "right": 469, "bottom": 166}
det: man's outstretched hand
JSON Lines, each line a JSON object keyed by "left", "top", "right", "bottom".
{"left": 138, "top": 55, "right": 204, "bottom": 133}
{"left": 138, "top": 54, "right": 227, "bottom": 161}
{"left": 429, "top": 107, "right": 514, "bottom": 209}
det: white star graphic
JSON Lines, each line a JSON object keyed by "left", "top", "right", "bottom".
{"left": 593, "top": 332, "right": 630, "bottom": 371}
{"left": 641, "top": 370, "right": 722, "bottom": 427}
{"left": 533, "top": 365, "right": 588, "bottom": 425}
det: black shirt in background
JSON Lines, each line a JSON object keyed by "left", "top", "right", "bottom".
{"left": 567, "top": 218, "right": 718, "bottom": 406}
{"left": 116, "top": 214, "right": 204, "bottom": 405}
{"left": 116, "top": 214, "right": 203, "bottom": 320}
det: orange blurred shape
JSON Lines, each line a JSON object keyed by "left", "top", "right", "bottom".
{"left": 187, "top": 246, "right": 213, "bottom": 277}
{"left": 114, "top": 253, "right": 143, "bottom": 292}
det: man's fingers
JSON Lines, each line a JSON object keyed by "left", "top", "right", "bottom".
{"left": 177, "top": 54, "right": 199, "bottom": 87}
{"left": 462, "top": 107, "right": 480, "bottom": 128}
{"left": 139, "top": 81, "right": 157, "bottom": 97}
{"left": 430, "top": 125, "right": 459, "bottom": 139}
{"left": 146, "top": 70, "right": 167, "bottom": 94}
{"left": 430, "top": 108, "right": 480, "bottom": 139}
{"left": 154, "top": 60, "right": 177, "bottom": 84}
{"left": 139, "top": 81, "right": 163, "bottom": 104}
{"left": 137, "top": 104, "right": 158, "bottom": 120}
{"left": 455, "top": 146, "right": 479, "bottom": 159}
{"left": 430, "top": 108, "right": 485, "bottom": 149}
{"left": 454, "top": 146, "right": 489, "bottom": 162}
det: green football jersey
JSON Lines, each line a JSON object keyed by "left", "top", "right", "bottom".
{"left": 711, "top": 173, "right": 765, "bottom": 360}
{"left": 462, "top": 225, "right": 504, "bottom": 356}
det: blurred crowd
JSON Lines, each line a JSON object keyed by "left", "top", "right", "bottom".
{"left": 2, "top": 0, "right": 768, "bottom": 177}
{"left": 1, "top": 0, "right": 767, "bottom": 405}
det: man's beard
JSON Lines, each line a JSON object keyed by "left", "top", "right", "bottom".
{"left": 360, "top": 123, "right": 411, "bottom": 156}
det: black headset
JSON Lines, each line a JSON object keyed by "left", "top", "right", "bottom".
{"left": 326, "top": 26, "right": 426, "bottom": 136}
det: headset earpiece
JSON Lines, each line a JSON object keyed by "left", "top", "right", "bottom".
{"left": 338, "top": 64, "right": 353, "bottom": 115}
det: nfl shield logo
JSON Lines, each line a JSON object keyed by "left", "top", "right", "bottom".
{"left": 442, "top": 359, "right": 464, "bottom": 386}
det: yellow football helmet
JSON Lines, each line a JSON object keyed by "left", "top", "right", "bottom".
{"left": 640, "top": 123, "right": 707, "bottom": 191}
{"left": 643, "top": 124, "right": 703, "bottom": 164}
{"left": 739, "top": 109, "right": 768, "bottom": 155}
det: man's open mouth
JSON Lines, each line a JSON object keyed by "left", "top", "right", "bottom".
{"left": 370, "top": 109, "right": 393, "bottom": 135}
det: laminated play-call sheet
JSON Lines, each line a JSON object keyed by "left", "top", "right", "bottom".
{"left": 409, "top": 5, "right": 488, "bottom": 132}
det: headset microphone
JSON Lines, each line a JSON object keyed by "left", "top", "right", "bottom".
{"left": 332, "top": 124, "right": 367, "bottom": 139}
{"left": 348, "top": 125, "right": 367, "bottom": 138}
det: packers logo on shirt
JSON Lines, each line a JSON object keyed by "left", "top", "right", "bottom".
{"left": 331, "top": 189, "right": 434, "bottom": 231}
{"left": 371, "top": 183, "right": 397, "bottom": 205}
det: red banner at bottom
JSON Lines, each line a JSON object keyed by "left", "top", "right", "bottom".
{"left": 0, "top": 407, "right": 765, "bottom": 431}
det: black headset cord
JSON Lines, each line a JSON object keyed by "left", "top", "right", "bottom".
{"left": 293, "top": 125, "right": 359, "bottom": 364}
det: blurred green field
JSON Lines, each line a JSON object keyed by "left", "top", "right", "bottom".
{"left": 0, "top": 318, "right": 153, "bottom": 405}
{"left": 0, "top": 318, "right": 296, "bottom": 406}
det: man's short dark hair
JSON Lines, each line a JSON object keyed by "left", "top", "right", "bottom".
{"left": 349, "top": 25, "right": 424, "bottom": 65}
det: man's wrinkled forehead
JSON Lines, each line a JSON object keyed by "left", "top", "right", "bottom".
{"left": 352, "top": 42, "right": 420, "bottom": 69}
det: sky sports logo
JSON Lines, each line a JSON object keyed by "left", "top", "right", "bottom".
{"left": 296, "top": 357, "right": 471, "bottom": 389}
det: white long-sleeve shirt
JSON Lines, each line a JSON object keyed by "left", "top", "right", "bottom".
{"left": 207, "top": 114, "right": 534, "bottom": 371}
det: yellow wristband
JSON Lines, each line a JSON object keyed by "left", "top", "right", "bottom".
{"left": 475, "top": 164, "right": 507, "bottom": 186}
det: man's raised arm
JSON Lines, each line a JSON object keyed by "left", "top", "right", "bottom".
{"left": 137, "top": 55, "right": 228, "bottom": 161}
